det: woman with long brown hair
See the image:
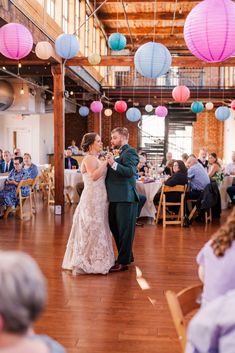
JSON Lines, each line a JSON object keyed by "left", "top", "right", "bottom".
{"left": 197, "top": 208, "right": 235, "bottom": 305}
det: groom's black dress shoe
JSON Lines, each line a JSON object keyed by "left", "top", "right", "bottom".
{"left": 109, "top": 264, "right": 129, "bottom": 272}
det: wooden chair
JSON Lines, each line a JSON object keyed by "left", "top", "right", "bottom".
{"left": 165, "top": 283, "right": 203, "bottom": 352}
{"left": 188, "top": 200, "right": 212, "bottom": 224}
{"left": 48, "top": 172, "right": 55, "bottom": 205}
{"left": 4, "top": 178, "right": 35, "bottom": 220}
{"left": 155, "top": 185, "right": 187, "bottom": 227}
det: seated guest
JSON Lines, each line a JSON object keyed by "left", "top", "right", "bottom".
{"left": 136, "top": 193, "right": 147, "bottom": 226}
{"left": 225, "top": 151, "right": 235, "bottom": 175}
{"left": 164, "top": 159, "right": 176, "bottom": 176}
{"left": 0, "top": 150, "right": 14, "bottom": 173}
{"left": 0, "top": 157, "right": 29, "bottom": 217}
{"left": 0, "top": 250, "right": 66, "bottom": 353}
{"left": 64, "top": 148, "right": 79, "bottom": 169}
{"left": 227, "top": 185, "right": 235, "bottom": 205}
{"left": 13, "top": 147, "right": 22, "bottom": 157}
{"left": 23, "top": 153, "right": 38, "bottom": 179}
{"left": 208, "top": 152, "right": 222, "bottom": 180}
{"left": 68, "top": 139, "right": 79, "bottom": 155}
{"left": 160, "top": 151, "right": 173, "bottom": 167}
{"left": 181, "top": 153, "right": 189, "bottom": 166}
{"left": 186, "top": 155, "right": 210, "bottom": 201}
{"left": 198, "top": 148, "right": 208, "bottom": 170}
{"left": 137, "top": 155, "right": 148, "bottom": 177}
{"left": 153, "top": 160, "right": 188, "bottom": 205}
{"left": 0, "top": 149, "right": 3, "bottom": 164}
{"left": 185, "top": 289, "right": 235, "bottom": 353}
{"left": 196, "top": 208, "right": 235, "bottom": 306}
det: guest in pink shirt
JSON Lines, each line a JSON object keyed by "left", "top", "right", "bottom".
{"left": 196, "top": 208, "right": 235, "bottom": 305}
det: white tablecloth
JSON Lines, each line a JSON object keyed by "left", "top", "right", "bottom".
{"left": 64, "top": 170, "right": 83, "bottom": 203}
{"left": 136, "top": 180, "right": 162, "bottom": 218}
{"left": 219, "top": 175, "right": 234, "bottom": 209}
{"left": 0, "top": 176, "right": 8, "bottom": 191}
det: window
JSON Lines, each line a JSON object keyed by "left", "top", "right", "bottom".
{"left": 47, "top": 0, "right": 55, "bottom": 19}
{"left": 62, "top": 0, "right": 69, "bottom": 33}
{"left": 75, "top": 0, "right": 80, "bottom": 36}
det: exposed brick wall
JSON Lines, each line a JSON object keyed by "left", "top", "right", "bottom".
{"left": 193, "top": 110, "right": 224, "bottom": 158}
{"left": 88, "top": 111, "right": 139, "bottom": 149}
{"left": 65, "top": 113, "right": 88, "bottom": 149}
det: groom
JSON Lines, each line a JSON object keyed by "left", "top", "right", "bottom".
{"left": 106, "top": 127, "right": 139, "bottom": 272}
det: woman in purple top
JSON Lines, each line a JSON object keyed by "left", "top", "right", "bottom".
{"left": 197, "top": 208, "right": 235, "bottom": 305}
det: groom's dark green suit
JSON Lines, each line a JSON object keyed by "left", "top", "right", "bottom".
{"left": 106, "top": 144, "right": 139, "bottom": 265}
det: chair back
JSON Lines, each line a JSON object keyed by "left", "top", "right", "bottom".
{"left": 165, "top": 283, "right": 203, "bottom": 352}
{"left": 163, "top": 185, "right": 187, "bottom": 193}
{"left": 16, "top": 178, "right": 34, "bottom": 195}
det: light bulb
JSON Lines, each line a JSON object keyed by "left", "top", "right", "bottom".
{"left": 18, "top": 62, "right": 22, "bottom": 68}
{"left": 70, "top": 91, "right": 74, "bottom": 96}
{"left": 52, "top": 96, "right": 54, "bottom": 100}
{"left": 20, "top": 88, "right": 24, "bottom": 95}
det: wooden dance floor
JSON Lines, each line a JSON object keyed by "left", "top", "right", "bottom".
{"left": 0, "top": 202, "right": 228, "bottom": 353}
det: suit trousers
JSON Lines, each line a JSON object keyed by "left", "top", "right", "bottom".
{"left": 109, "top": 202, "right": 138, "bottom": 265}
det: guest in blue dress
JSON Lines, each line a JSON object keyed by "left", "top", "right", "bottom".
{"left": 0, "top": 157, "right": 30, "bottom": 217}
{"left": 0, "top": 250, "right": 66, "bottom": 353}
{"left": 23, "top": 153, "right": 39, "bottom": 178}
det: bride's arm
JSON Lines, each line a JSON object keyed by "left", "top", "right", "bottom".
{"left": 84, "top": 156, "right": 107, "bottom": 181}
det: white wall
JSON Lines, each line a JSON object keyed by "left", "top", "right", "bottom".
{"left": 224, "top": 111, "right": 235, "bottom": 163}
{"left": 0, "top": 113, "right": 54, "bottom": 164}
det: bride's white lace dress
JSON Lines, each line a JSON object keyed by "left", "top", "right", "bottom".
{"left": 62, "top": 166, "right": 114, "bottom": 274}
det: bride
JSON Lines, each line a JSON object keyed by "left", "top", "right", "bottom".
{"left": 62, "top": 133, "right": 115, "bottom": 274}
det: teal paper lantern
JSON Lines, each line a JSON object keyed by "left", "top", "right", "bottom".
{"left": 108, "top": 33, "right": 126, "bottom": 51}
{"left": 191, "top": 101, "right": 204, "bottom": 113}
{"left": 134, "top": 42, "right": 172, "bottom": 78}
{"left": 215, "top": 106, "right": 230, "bottom": 121}
{"left": 79, "top": 106, "right": 89, "bottom": 117}
{"left": 55, "top": 34, "right": 79, "bottom": 59}
{"left": 126, "top": 107, "right": 141, "bottom": 122}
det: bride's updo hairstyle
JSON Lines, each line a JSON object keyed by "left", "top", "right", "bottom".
{"left": 81, "top": 132, "right": 97, "bottom": 152}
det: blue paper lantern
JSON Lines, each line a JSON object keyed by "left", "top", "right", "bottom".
{"left": 55, "top": 34, "right": 79, "bottom": 59}
{"left": 134, "top": 42, "right": 172, "bottom": 78}
{"left": 191, "top": 101, "right": 204, "bottom": 113}
{"left": 108, "top": 33, "right": 126, "bottom": 51}
{"left": 215, "top": 106, "right": 230, "bottom": 121}
{"left": 126, "top": 107, "right": 141, "bottom": 122}
{"left": 79, "top": 106, "right": 89, "bottom": 117}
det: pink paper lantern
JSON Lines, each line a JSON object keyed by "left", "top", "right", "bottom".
{"left": 231, "top": 100, "right": 235, "bottom": 110}
{"left": 155, "top": 106, "right": 168, "bottom": 118}
{"left": 114, "top": 100, "right": 127, "bottom": 113}
{"left": 172, "top": 85, "right": 190, "bottom": 103}
{"left": 0, "top": 23, "right": 33, "bottom": 60}
{"left": 184, "top": 0, "right": 235, "bottom": 63}
{"left": 90, "top": 101, "right": 103, "bottom": 113}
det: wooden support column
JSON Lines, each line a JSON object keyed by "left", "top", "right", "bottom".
{"left": 52, "top": 64, "right": 65, "bottom": 212}
{"left": 93, "top": 112, "right": 101, "bottom": 136}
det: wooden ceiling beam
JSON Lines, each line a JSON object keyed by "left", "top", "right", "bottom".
{"left": 66, "top": 55, "right": 235, "bottom": 68}
{"left": 104, "top": 26, "right": 184, "bottom": 35}
{"left": 98, "top": 12, "right": 186, "bottom": 21}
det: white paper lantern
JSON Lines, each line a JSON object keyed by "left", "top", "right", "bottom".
{"left": 145, "top": 104, "right": 153, "bottom": 113}
{"left": 35, "top": 41, "right": 54, "bottom": 60}
{"left": 104, "top": 108, "right": 112, "bottom": 117}
{"left": 205, "top": 102, "right": 214, "bottom": 110}
{"left": 88, "top": 53, "right": 101, "bottom": 65}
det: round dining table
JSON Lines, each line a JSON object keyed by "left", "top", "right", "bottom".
{"left": 136, "top": 180, "right": 162, "bottom": 218}
{"left": 64, "top": 169, "right": 83, "bottom": 203}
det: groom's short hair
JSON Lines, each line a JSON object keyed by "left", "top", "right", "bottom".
{"left": 111, "top": 127, "right": 129, "bottom": 138}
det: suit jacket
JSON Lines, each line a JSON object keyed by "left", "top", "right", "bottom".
{"left": 64, "top": 157, "right": 79, "bottom": 169}
{"left": 106, "top": 144, "right": 139, "bottom": 203}
{"left": 0, "top": 160, "right": 14, "bottom": 173}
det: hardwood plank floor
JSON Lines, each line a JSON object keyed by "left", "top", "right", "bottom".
{"left": 0, "top": 200, "right": 228, "bottom": 353}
